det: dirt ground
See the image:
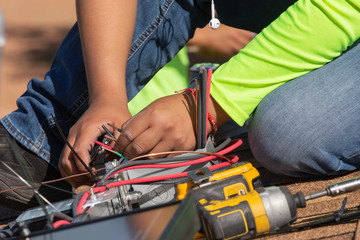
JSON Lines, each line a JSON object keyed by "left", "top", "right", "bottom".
{"left": 0, "top": 0, "right": 76, "bottom": 117}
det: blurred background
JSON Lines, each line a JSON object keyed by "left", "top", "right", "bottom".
{"left": 0, "top": 1, "right": 254, "bottom": 118}
{"left": 0, "top": 0, "right": 76, "bottom": 117}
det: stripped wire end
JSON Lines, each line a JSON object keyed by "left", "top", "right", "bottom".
{"left": 175, "top": 88, "right": 195, "bottom": 95}
{"left": 102, "top": 124, "right": 115, "bottom": 139}
{"left": 104, "top": 135, "right": 117, "bottom": 142}
{"left": 107, "top": 123, "right": 122, "bottom": 133}
{"left": 93, "top": 140, "right": 128, "bottom": 161}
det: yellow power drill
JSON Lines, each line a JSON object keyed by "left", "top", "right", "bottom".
{"left": 176, "top": 162, "right": 263, "bottom": 201}
{"left": 175, "top": 162, "right": 306, "bottom": 240}
{"left": 195, "top": 186, "right": 306, "bottom": 239}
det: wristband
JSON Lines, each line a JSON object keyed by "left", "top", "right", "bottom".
{"left": 175, "top": 87, "right": 218, "bottom": 134}
{"left": 207, "top": 112, "right": 218, "bottom": 134}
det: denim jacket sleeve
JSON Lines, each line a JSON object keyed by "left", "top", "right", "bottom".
{"left": 210, "top": 0, "right": 360, "bottom": 126}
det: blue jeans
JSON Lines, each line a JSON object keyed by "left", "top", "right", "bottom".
{"left": 1, "top": 0, "right": 314, "bottom": 174}
{"left": 248, "top": 40, "right": 360, "bottom": 178}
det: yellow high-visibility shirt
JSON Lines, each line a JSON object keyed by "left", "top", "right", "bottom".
{"left": 128, "top": 47, "right": 189, "bottom": 115}
{"left": 211, "top": 0, "right": 360, "bottom": 126}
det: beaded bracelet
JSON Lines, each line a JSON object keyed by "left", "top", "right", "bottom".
{"left": 175, "top": 88, "right": 218, "bottom": 134}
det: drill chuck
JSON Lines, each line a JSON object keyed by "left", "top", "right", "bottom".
{"left": 260, "top": 187, "right": 305, "bottom": 231}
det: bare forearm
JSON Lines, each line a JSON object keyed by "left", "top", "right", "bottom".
{"left": 60, "top": 1, "right": 137, "bottom": 186}
{"left": 76, "top": 0, "right": 137, "bottom": 105}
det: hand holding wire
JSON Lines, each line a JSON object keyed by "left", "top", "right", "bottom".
{"left": 58, "top": 100, "right": 131, "bottom": 187}
{"left": 114, "top": 92, "right": 198, "bottom": 160}
{"left": 94, "top": 140, "right": 127, "bottom": 160}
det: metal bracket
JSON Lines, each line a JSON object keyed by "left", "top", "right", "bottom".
{"left": 188, "top": 167, "right": 213, "bottom": 185}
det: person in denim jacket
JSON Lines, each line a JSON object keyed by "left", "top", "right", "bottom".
{"left": 2, "top": 0, "right": 360, "bottom": 210}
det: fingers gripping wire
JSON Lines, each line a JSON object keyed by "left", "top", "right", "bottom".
{"left": 94, "top": 140, "right": 127, "bottom": 160}
{"left": 0, "top": 136, "right": 242, "bottom": 218}
{"left": 107, "top": 123, "right": 122, "bottom": 133}
{"left": 0, "top": 135, "right": 238, "bottom": 203}
{"left": 51, "top": 114, "right": 98, "bottom": 182}
{"left": 102, "top": 124, "right": 115, "bottom": 139}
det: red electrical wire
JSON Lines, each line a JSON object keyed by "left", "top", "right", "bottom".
{"left": 53, "top": 220, "right": 71, "bottom": 228}
{"left": 76, "top": 155, "right": 239, "bottom": 214}
{"left": 103, "top": 139, "right": 242, "bottom": 183}
{"left": 104, "top": 155, "right": 222, "bottom": 183}
{"left": 76, "top": 139, "right": 242, "bottom": 215}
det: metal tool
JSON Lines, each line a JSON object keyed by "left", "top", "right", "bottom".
{"left": 193, "top": 176, "right": 360, "bottom": 239}
{"left": 305, "top": 177, "right": 360, "bottom": 201}
{"left": 194, "top": 186, "right": 306, "bottom": 240}
{"left": 176, "top": 162, "right": 306, "bottom": 240}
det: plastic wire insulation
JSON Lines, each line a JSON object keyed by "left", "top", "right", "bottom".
{"left": 206, "top": 139, "right": 242, "bottom": 156}
{"left": 212, "top": 137, "right": 231, "bottom": 152}
{"left": 77, "top": 140, "right": 242, "bottom": 214}
{"left": 76, "top": 154, "right": 239, "bottom": 214}
{"left": 195, "top": 79, "right": 199, "bottom": 147}
{"left": 103, "top": 154, "right": 226, "bottom": 184}
{"left": 201, "top": 68, "right": 207, "bottom": 147}
{"left": 0, "top": 139, "right": 239, "bottom": 196}
{"left": 99, "top": 139, "right": 242, "bottom": 186}
{"left": 97, "top": 154, "right": 207, "bottom": 186}
{"left": 102, "top": 124, "right": 115, "bottom": 139}
{"left": 94, "top": 140, "right": 127, "bottom": 159}
{"left": 51, "top": 114, "right": 98, "bottom": 181}
{"left": 94, "top": 140, "right": 112, "bottom": 150}
{"left": 107, "top": 123, "right": 122, "bottom": 133}
{"left": 127, "top": 150, "right": 227, "bottom": 162}
{"left": 53, "top": 220, "right": 71, "bottom": 228}
{"left": 196, "top": 70, "right": 203, "bottom": 149}
{"left": 205, "top": 69, "right": 212, "bottom": 135}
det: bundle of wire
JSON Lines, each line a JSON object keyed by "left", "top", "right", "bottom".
{"left": 53, "top": 139, "right": 243, "bottom": 228}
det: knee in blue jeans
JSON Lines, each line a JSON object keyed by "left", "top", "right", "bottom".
{"left": 247, "top": 96, "right": 351, "bottom": 178}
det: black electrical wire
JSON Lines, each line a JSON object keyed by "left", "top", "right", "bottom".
{"left": 201, "top": 67, "right": 208, "bottom": 148}
{"left": 41, "top": 182, "right": 73, "bottom": 195}
{"left": 107, "top": 123, "right": 122, "bottom": 133}
{"left": 279, "top": 209, "right": 360, "bottom": 233}
{"left": 6, "top": 136, "right": 54, "bottom": 229}
{"left": 264, "top": 205, "right": 360, "bottom": 238}
{"left": 0, "top": 227, "right": 13, "bottom": 239}
{"left": 51, "top": 114, "right": 98, "bottom": 182}
{"left": 72, "top": 191, "right": 89, "bottom": 221}
{"left": 79, "top": 138, "right": 232, "bottom": 216}
{"left": 96, "top": 153, "right": 207, "bottom": 186}
{"left": 75, "top": 138, "right": 231, "bottom": 216}
{"left": 74, "top": 138, "right": 236, "bottom": 220}
{"left": 102, "top": 124, "right": 115, "bottom": 139}
{"left": 212, "top": 137, "right": 231, "bottom": 152}
{"left": 46, "top": 212, "right": 74, "bottom": 229}
{"left": 196, "top": 73, "right": 203, "bottom": 149}
{"left": 97, "top": 137, "right": 231, "bottom": 187}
